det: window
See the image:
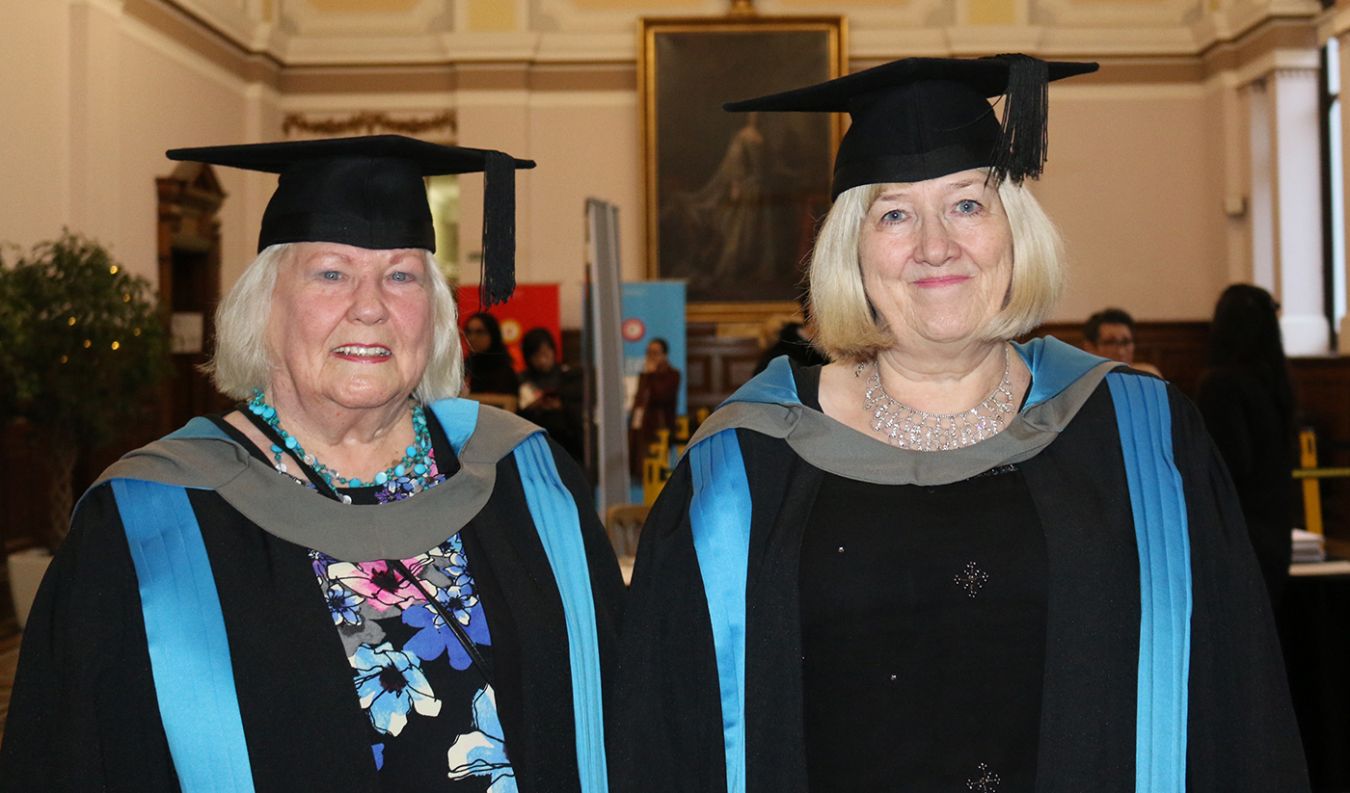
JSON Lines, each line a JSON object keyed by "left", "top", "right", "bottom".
{"left": 428, "top": 175, "right": 460, "bottom": 284}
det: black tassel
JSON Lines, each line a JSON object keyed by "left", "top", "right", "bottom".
{"left": 988, "top": 54, "right": 1049, "bottom": 185}
{"left": 480, "top": 150, "right": 517, "bottom": 308}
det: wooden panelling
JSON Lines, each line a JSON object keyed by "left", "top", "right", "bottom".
{"left": 685, "top": 323, "right": 761, "bottom": 416}
{"left": 1032, "top": 321, "right": 1210, "bottom": 399}
{"left": 0, "top": 421, "right": 54, "bottom": 554}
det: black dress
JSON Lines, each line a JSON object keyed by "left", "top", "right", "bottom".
{"left": 802, "top": 474, "right": 1046, "bottom": 789}
{"left": 798, "top": 369, "right": 1046, "bottom": 790}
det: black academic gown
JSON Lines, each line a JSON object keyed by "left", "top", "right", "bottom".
{"left": 0, "top": 406, "right": 625, "bottom": 793}
{"left": 617, "top": 350, "right": 1307, "bottom": 793}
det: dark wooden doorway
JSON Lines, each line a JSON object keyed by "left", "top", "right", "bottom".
{"left": 157, "top": 162, "right": 231, "bottom": 429}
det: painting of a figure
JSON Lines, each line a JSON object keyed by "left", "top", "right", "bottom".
{"left": 642, "top": 19, "right": 844, "bottom": 303}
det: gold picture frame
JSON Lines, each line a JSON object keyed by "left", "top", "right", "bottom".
{"left": 639, "top": 14, "right": 847, "bottom": 319}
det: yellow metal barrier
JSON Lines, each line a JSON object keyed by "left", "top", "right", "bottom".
{"left": 1293, "top": 468, "right": 1350, "bottom": 479}
{"left": 642, "top": 429, "right": 672, "bottom": 506}
{"left": 638, "top": 410, "right": 709, "bottom": 506}
{"left": 1295, "top": 428, "right": 1350, "bottom": 536}
{"left": 1299, "top": 429, "right": 1323, "bottom": 535}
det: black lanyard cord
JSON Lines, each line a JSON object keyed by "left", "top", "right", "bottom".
{"left": 389, "top": 558, "right": 494, "bottom": 689}
{"left": 239, "top": 408, "right": 345, "bottom": 501}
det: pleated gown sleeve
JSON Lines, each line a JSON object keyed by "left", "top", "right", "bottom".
{"left": 1170, "top": 387, "right": 1309, "bottom": 790}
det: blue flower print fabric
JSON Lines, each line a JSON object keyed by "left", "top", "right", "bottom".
{"left": 313, "top": 529, "right": 514, "bottom": 789}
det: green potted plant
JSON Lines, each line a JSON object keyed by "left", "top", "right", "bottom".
{"left": 0, "top": 231, "right": 169, "bottom": 625}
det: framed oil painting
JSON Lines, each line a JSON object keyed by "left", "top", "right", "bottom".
{"left": 640, "top": 15, "right": 847, "bottom": 314}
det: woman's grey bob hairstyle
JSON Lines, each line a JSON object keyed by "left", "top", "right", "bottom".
{"left": 808, "top": 176, "right": 1065, "bottom": 363}
{"left": 204, "top": 243, "right": 463, "bottom": 402}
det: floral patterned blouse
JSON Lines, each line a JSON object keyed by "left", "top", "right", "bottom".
{"left": 309, "top": 449, "right": 516, "bottom": 791}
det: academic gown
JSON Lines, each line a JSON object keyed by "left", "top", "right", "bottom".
{"left": 0, "top": 402, "right": 625, "bottom": 793}
{"left": 617, "top": 338, "right": 1307, "bottom": 793}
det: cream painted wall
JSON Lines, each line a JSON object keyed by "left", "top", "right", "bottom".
{"left": 522, "top": 98, "right": 643, "bottom": 328}
{"left": 1207, "top": 76, "right": 1251, "bottom": 292}
{"left": 1, "top": 3, "right": 71, "bottom": 253}
{"left": 1037, "top": 84, "right": 1229, "bottom": 322}
{"left": 2, "top": 1, "right": 272, "bottom": 286}
{"left": 114, "top": 9, "right": 265, "bottom": 282}
{"left": 452, "top": 85, "right": 643, "bottom": 329}
{"left": 228, "top": 97, "right": 288, "bottom": 289}
{"left": 455, "top": 82, "right": 532, "bottom": 317}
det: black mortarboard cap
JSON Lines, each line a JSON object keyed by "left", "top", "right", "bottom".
{"left": 724, "top": 55, "right": 1097, "bottom": 198}
{"left": 167, "top": 135, "right": 535, "bottom": 306}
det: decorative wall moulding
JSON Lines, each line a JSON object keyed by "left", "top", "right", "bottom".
{"left": 1038, "top": 26, "right": 1197, "bottom": 57}
{"left": 1272, "top": 65, "right": 1323, "bottom": 80}
{"left": 1331, "top": 4, "right": 1350, "bottom": 39}
{"left": 943, "top": 25, "right": 1046, "bottom": 56}
{"left": 151, "top": 0, "right": 1322, "bottom": 71}
{"left": 1032, "top": 0, "right": 1202, "bottom": 28}
{"left": 279, "top": 0, "right": 450, "bottom": 38}
{"left": 280, "top": 110, "right": 457, "bottom": 138}
{"left": 1193, "top": 2, "right": 1321, "bottom": 53}
{"left": 1230, "top": 47, "right": 1322, "bottom": 87}
{"left": 155, "top": 0, "right": 268, "bottom": 49}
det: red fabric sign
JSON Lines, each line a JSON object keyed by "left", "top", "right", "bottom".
{"left": 456, "top": 284, "right": 561, "bottom": 370}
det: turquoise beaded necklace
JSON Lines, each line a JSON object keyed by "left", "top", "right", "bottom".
{"left": 247, "top": 389, "right": 433, "bottom": 493}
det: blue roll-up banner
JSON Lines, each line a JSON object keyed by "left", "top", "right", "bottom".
{"left": 621, "top": 281, "right": 687, "bottom": 416}
{"left": 620, "top": 281, "right": 687, "bottom": 502}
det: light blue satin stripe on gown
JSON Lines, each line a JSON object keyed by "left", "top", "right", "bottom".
{"left": 689, "top": 429, "right": 753, "bottom": 793}
{"left": 1015, "top": 337, "right": 1106, "bottom": 408}
{"left": 512, "top": 432, "right": 610, "bottom": 793}
{"left": 1107, "top": 373, "right": 1192, "bottom": 793}
{"left": 429, "top": 397, "right": 481, "bottom": 454}
{"left": 112, "top": 479, "right": 256, "bottom": 793}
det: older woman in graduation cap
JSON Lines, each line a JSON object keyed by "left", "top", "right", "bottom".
{"left": 0, "top": 136, "right": 624, "bottom": 793}
{"left": 619, "top": 56, "right": 1307, "bottom": 792}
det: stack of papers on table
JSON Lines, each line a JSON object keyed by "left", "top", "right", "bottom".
{"left": 1291, "top": 528, "right": 1326, "bottom": 563}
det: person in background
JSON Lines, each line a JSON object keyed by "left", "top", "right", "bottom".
{"left": 753, "top": 289, "right": 829, "bottom": 375}
{"left": 628, "top": 337, "right": 680, "bottom": 480}
{"left": 463, "top": 311, "right": 519, "bottom": 413}
{"left": 0, "top": 135, "right": 624, "bottom": 792}
{"left": 619, "top": 55, "right": 1306, "bottom": 792}
{"left": 1197, "top": 284, "right": 1296, "bottom": 612}
{"left": 1082, "top": 307, "right": 1162, "bottom": 377}
{"left": 518, "top": 327, "right": 584, "bottom": 462}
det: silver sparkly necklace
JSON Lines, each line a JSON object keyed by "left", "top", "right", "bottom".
{"left": 858, "top": 344, "right": 1016, "bottom": 451}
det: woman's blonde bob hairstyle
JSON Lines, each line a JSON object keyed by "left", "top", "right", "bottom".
{"left": 204, "top": 243, "right": 463, "bottom": 403}
{"left": 808, "top": 175, "right": 1065, "bottom": 363}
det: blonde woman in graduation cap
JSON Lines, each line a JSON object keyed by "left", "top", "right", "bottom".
{"left": 619, "top": 56, "right": 1307, "bottom": 793}
{"left": 0, "top": 136, "right": 624, "bottom": 793}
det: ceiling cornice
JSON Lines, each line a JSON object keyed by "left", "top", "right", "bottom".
{"left": 132, "top": 0, "right": 1323, "bottom": 88}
